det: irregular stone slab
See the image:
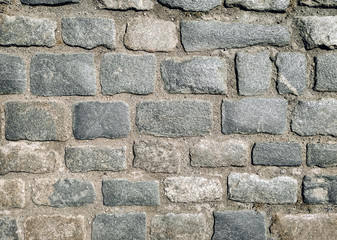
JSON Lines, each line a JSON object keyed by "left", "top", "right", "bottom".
{"left": 236, "top": 51, "right": 271, "bottom": 96}
{"left": 125, "top": 18, "right": 178, "bottom": 52}
{"left": 228, "top": 173, "right": 298, "bottom": 204}
{"left": 151, "top": 213, "right": 206, "bottom": 240}
{"left": 213, "top": 211, "right": 266, "bottom": 240}
{"left": 102, "top": 179, "right": 159, "bottom": 206}
{"left": 21, "top": 0, "right": 78, "bottom": 4}
{"left": 297, "top": 16, "right": 337, "bottom": 49}
{"left": 73, "top": 101, "right": 130, "bottom": 140}
{"left": 222, "top": 98, "right": 287, "bottom": 135}
{"left": 5, "top": 101, "right": 68, "bottom": 141}
{"left": 315, "top": 54, "right": 337, "bottom": 91}
{"left": 158, "top": 0, "right": 220, "bottom": 11}
{"left": 303, "top": 175, "right": 337, "bottom": 204}
{"left": 62, "top": 17, "right": 115, "bottom": 49}
{"left": 100, "top": 53, "right": 156, "bottom": 95}
{"left": 0, "top": 217, "right": 18, "bottom": 240}
{"left": 0, "top": 14, "right": 56, "bottom": 47}
{"left": 226, "top": 0, "right": 290, "bottom": 12}
{"left": 0, "top": 54, "right": 26, "bottom": 94}
{"left": 181, "top": 21, "right": 290, "bottom": 51}
{"left": 190, "top": 139, "right": 249, "bottom": 167}
{"left": 98, "top": 0, "right": 153, "bottom": 10}
{"left": 252, "top": 142, "right": 302, "bottom": 166}
{"left": 65, "top": 146, "right": 126, "bottom": 172}
{"left": 32, "top": 178, "right": 96, "bottom": 207}
{"left": 30, "top": 53, "right": 96, "bottom": 96}
{"left": 307, "top": 143, "right": 337, "bottom": 167}
{"left": 299, "top": 0, "right": 337, "bottom": 7}
{"left": 25, "top": 215, "right": 85, "bottom": 240}
{"left": 137, "top": 100, "right": 212, "bottom": 137}
{"left": 161, "top": 57, "right": 227, "bottom": 94}
{"left": 292, "top": 99, "right": 337, "bottom": 136}
{"left": 0, "top": 142, "right": 59, "bottom": 175}
{"left": 276, "top": 52, "right": 307, "bottom": 96}
{"left": 163, "top": 177, "right": 222, "bottom": 203}
{"left": 92, "top": 213, "right": 146, "bottom": 240}
{"left": 134, "top": 139, "right": 181, "bottom": 173}
{"left": 0, "top": 179, "right": 25, "bottom": 209}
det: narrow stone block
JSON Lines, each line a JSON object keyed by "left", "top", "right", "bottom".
{"left": 0, "top": 179, "right": 25, "bottom": 209}
{"left": 0, "top": 217, "right": 18, "bottom": 240}
{"left": 315, "top": 54, "right": 337, "bottom": 91}
{"left": 98, "top": 0, "right": 153, "bottom": 10}
{"left": 303, "top": 175, "right": 337, "bottom": 204}
{"left": 0, "top": 54, "right": 26, "bottom": 94}
{"left": 226, "top": 0, "right": 290, "bottom": 12}
{"left": 307, "top": 143, "right": 337, "bottom": 167}
{"left": 21, "top": 0, "right": 79, "bottom": 5}
{"left": 158, "top": 0, "right": 220, "bottom": 11}
{"left": 300, "top": 0, "right": 337, "bottom": 7}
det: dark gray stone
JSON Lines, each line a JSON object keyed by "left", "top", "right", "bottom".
{"left": 21, "top": 0, "right": 78, "bottom": 5}
{"left": 0, "top": 217, "right": 18, "bottom": 240}
{"left": 315, "top": 54, "right": 337, "bottom": 92}
{"left": 307, "top": 143, "right": 337, "bottom": 167}
{"left": 161, "top": 57, "right": 227, "bottom": 94}
{"left": 181, "top": 21, "right": 290, "bottom": 51}
{"left": 0, "top": 54, "right": 26, "bottom": 94}
{"left": 100, "top": 53, "right": 156, "bottom": 95}
{"left": 103, "top": 179, "right": 159, "bottom": 206}
{"left": 0, "top": 14, "right": 56, "bottom": 47}
{"left": 5, "top": 101, "right": 68, "bottom": 141}
{"left": 65, "top": 146, "right": 126, "bottom": 172}
{"left": 30, "top": 53, "right": 96, "bottom": 96}
{"left": 292, "top": 99, "right": 337, "bottom": 136}
{"left": 303, "top": 175, "right": 337, "bottom": 204}
{"left": 222, "top": 98, "right": 287, "bottom": 135}
{"left": 62, "top": 17, "right": 115, "bottom": 49}
{"left": 212, "top": 211, "right": 266, "bottom": 240}
{"left": 300, "top": 0, "right": 337, "bottom": 7}
{"left": 92, "top": 213, "right": 146, "bottom": 240}
{"left": 73, "top": 101, "right": 130, "bottom": 140}
{"left": 253, "top": 142, "right": 302, "bottom": 166}
{"left": 236, "top": 52, "right": 271, "bottom": 96}
{"left": 226, "top": 0, "right": 290, "bottom": 11}
{"left": 158, "top": 0, "right": 220, "bottom": 11}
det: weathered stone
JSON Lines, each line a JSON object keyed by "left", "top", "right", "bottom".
{"left": 276, "top": 52, "right": 307, "bottom": 96}
{"left": 226, "top": 0, "right": 290, "bottom": 12}
{"left": 65, "top": 146, "right": 126, "bottom": 172}
{"left": 100, "top": 53, "right": 156, "bottom": 95}
{"left": 30, "top": 53, "right": 96, "bottom": 96}
{"left": 303, "top": 175, "right": 337, "bottom": 204}
{"left": 315, "top": 54, "right": 337, "bottom": 91}
{"left": 181, "top": 21, "right": 290, "bottom": 51}
{"left": 5, "top": 101, "right": 68, "bottom": 141}
{"left": 92, "top": 213, "right": 146, "bottom": 240}
{"left": 124, "top": 18, "right": 178, "bottom": 52}
{"left": 297, "top": 16, "right": 337, "bottom": 49}
{"left": 137, "top": 100, "right": 212, "bottom": 137}
{"left": 307, "top": 143, "right": 337, "bottom": 167}
{"left": 0, "top": 179, "right": 25, "bottom": 209}
{"left": 151, "top": 213, "right": 206, "bottom": 240}
{"left": 0, "top": 217, "right": 18, "bottom": 240}
{"left": 213, "top": 211, "right": 266, "bottom": 240}
{"left": 32, "top": 178, "right": 96, "bottom": 207}
{"left": 161, "top": 57, "right": 227, "bottom": 94}
{"left": 73, "top": 101, "right": 130, "bottom": 140}
{"left": 21, "top": 0, "right": 79, "bottom": 5}
{"left": 236, "top": 51, "right": 271, "bottom": 96}
{"left": 0, "top": 54, "right": 26, "bottom": 94}
{"left": 98, "top": 0, "right": 153, "bottom": 10}
{"left": 0, "top": 142, "right": 59, "bottom": 175}
{"left": 300, "top": 0, "right": 337, "bottom": 8}
{"left": 134, "top": 140, "right": 181, "bottom": 173}
{"left": 190, "top": 139, "right": 249, "bottom": 167}
{"left": 158, "top": 0, "right": 220, "bottom": 11}
{"left": 25, "top": 215, "right": 85, "bottom": 240}
{"left": 0, "top": 0, "right": 11, "bottom": 3}
{"left": 252, "top": 142, "right": 302, "bottom": 166}
{"left": 163, "top": 177, "right": 222, "bottom": 203}
{"left": 102, "top": 179, "right": 159, "bottom": 206}
{"left": 222, "top": 98, "right": 287, "bottom": 135}
{"left": 228, "top": 173, "right": 298, "bottom": 204}
{"left": 0, "top": 14, "right": 56, "bottom": 47}
{"left": 292, "top": 99, "right": 337, "bottom": 136}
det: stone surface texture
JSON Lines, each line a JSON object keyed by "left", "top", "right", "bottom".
{"left": 158, "top": 0, "right": 220, "bottom": 11}
{"left": 300, "top": 0, "right": 337, "bottom": 7}
{"left": 0, "top": 217, "right": 18, "bottom": 240}
{"left": 98, "top": 0, "right": 153, "bottom": 10}
{"left": 0, "top": 179, "right": 25, "bottom": 209}
{"left": 303, "top": 175, "right": 337, "bottom": 204}
{"left": 21, "top": 0, "right": 79, "bottom": 5}
{"left": 315, "top": 54, "right": 337, "bottom": 91}
{"left": 307, "top": 143, "right": 337, "bottom": 167}
{"left": 226, "top": 0, "right": 290, "bottom": 11}
{"left": 0, "top": 54, "right": 26, "bottom": 94}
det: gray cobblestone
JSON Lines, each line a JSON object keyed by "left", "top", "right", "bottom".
{"left": 0, "top": 179, "right": 25, "bottom": 209}
{"left": 0, "top": 217, "right": 18, "bottom": 240}
{"left": 299, "top": 0, "right": 337, "bottom": 8}
{"left": 98, "top": 0, "right": 153, "bottom": 10}
{"left": 307, "top": 143, "right": 337, "bottom": 167}
{"left": 303, "top": 175, "right": 337, "bottom": 204}
{"left": 0, "top": 54, "right": 26, "bottom": 94}
{"left": 158, "top": 0, "right": 220, "bottom": 11}
{"left": 315, "top": 54, "right": 337, "bottom": 91}
{"left": 226, "top": 0, "right": 290, "bottom": 12}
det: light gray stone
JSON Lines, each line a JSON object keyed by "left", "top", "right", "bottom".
{"left": 228, "top": 173, "right": 298, "bottom": 204}
{"left": 0, "top": 217, "right": 18, "bottom": 240}
{"left": 0, "top": 54, "right": 26, "bottom": 94}
{"left": 292, "top": 99, "right": 337, "bottom": 136}
{"left": 137, "top": 100, "right": 212, "bottom": 137}
{"left": 0, "top": 14, "right": 56, "bottom": 47}
{"left": 303, "top": 175, "right": 337, "bottom": 204}
{"left": 21, "top": 0, "right": 78, "bottom": 4}
{"left": 62, "top": 17, "right": 115, "bottom": 49}
{"left": 315, "top": 54, "right": 337, "bottom": 91}
{"left": 161, "top": 57, "right": 227, "bottom": 94}
{"left": 0, "top": 179, "right": 25, "bottom": 209}
{"left": 98, "top": 0, "right": 153, "bottom": 10}
{"left": 307, "top": 143, "right": 337, "bottom": 167}
{"left": 181, "top": 21, "right": 290, "bottom": 51}
{"left": 100, "top": 53, "right": 156, "bottom": 95}
{"left": 299, "top": 0, "right": 337, "bottom": 7}
{"left": 236, "top": 51, "right": 271, "bottom": 96}
{"left": 222, "top": 98, "right": 287, "bottom": 135}
{"left": 226, "top": 0, "right": 290, "bottom": 12}
{"left": 158, "top": 0, "right": 220, "bottom": 11}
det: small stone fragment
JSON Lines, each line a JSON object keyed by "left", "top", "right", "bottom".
{"left": 307, "top": 143, "right": 337, "bottom": 167}
{"left": 299, "top": 0, "right": 337, "bottom": 8}
{"left": 0, "top": 217, "right": 18, "bottom": 240}
{"left": 303, "top": 175, "right": 337, "bottom": 204}
{"left": 21, "top": 0, "right": 79, "bottom": 5}
{"left": 0, "top": 179, "right": 25, "bottom": 209}
{"left": 0, "top": 54, "right": 26, "bottom": 94}
{"left": 98, "top": 0, "right": 153, "bottom": 10}
{"left": 315, "top": 54, "right": 337, "bottom": 91}
{"left": 226, "top": 0, "right": 290, "bottom": 12}
{"left": 158, "top": 0, "right": 220, "bottom": 11}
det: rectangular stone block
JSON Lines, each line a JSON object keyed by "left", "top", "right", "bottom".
{"left": 5, "top": 101, "right": 68, "bottom": 141}
{"left": 98, "top": 0, "right": 153, "bottom": 10}
{"left": 300, "top": 0, "right": 337, "bottom": 7}
{"left": 30, "top": 53, "right": 96, "bottom": 96}
{"left": 0, "top": 217, "right": 18, "bottom": 240}
{"left": 303, "top": 175, "right": 337, "bottom": 204}
{"left": 226, "top": 0, "right": 290, "bottom": 11}
{"left": 136, "top": 100, "right": 212, "bottom": 137}
{"left": 65, "top": 146, "right": 126, "bottom": 172}
{"left": 222, "top": 98, "right": 287, "bottom": 135}
{"left": 0, "top": 179, "right": 25, "bottom": 209}
{"left": 0, "top": 14, "right": 56, "bottom": 47}
{"left": 163, "top": 177, "right": 222, "bottom": 203}
{"left": 0, "top": 54, "right": 26, "bottom": 94}
{"left": 102, "top": 179, "right": 159, "bottom": 206}
{"left": 181, "top": 21, "right": 290, "bottom": 51}
{"left": 315, "top": 54, "right": 337, "bottom": 91}
{"left": 228, "top": 173, "right": 298, "bottom": 204}
{"left": 307, "top": 143, "right": 337, "bottom": 167}
{"left": 158, "top": 0, "right": 220, "bottom": 11}
{"left": 21, "top": 0, "right": 79, "bottom": 5}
